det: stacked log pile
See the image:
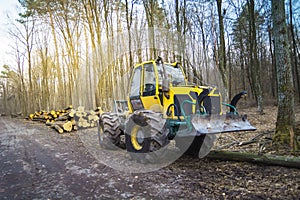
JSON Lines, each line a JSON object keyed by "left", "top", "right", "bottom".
{"left": 26, "top": 106, "right": 73, "bottom": 122}
{"left": 27, "top": 106, "right": 102, "bottom": 134}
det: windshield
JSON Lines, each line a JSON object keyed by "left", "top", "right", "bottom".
{"left": 157, "top": 64, "right": 186, "bottom": 86}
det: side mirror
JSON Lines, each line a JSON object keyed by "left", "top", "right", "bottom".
{"left": 162, "top": 78, "right": 170, "bottom": 92}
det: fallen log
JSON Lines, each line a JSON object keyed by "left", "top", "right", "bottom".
{"left": 94, "top": 107, "right": 103, "bottom": 116}
{"left": 52, "top": 124, "right": 64, "bottom": 134}
{"left": 57, "top": 121, "right": 73, "bottom": 132}
{"left": 55, "top": 113, "right": 70, "bottom": 121}
{"left": 50, "top": 110, "right": 57, "bottom": 118}
{"left": 64, "top": 105, "right": 73, "bottom": 111}
{"left": 206, "top": 150, "right": 300, "bottom": 169}
{"left": 77, "top": 117, "right": 90, "bottom": 128}
{"left": 88, "top": 113, "right": 99, "bottom": 122}
{"left": 32, "top": 118, "right": 47, "bottom": 123}
{"left": 62, "top": 121, "right": 73, "bottom": 132}
{"left": 73, "top": 125, "right": 78, "bottom": 131}
{"left": 52, "top": 121, "right": 73, "bottom": 132}
{"left": 45, "top": 121, "right": 54, "bottom": 126}
{"left": 69, "top": 109, "right": 76, "bottom": 118}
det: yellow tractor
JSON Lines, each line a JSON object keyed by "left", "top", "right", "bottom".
{"left": 99, "top": 57, "right": 256, "bottom": 163}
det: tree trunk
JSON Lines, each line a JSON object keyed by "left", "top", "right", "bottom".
{"left": 216, "top": 0, "right": 228, "bottom": 96}
{"left": 289, "top": 0, "right": 300, "bottom": 102}
{"left": 2, "top": 82, "right": 8, "bottom": 115}
{"left": 48, "top": 3, "right": 64, "bottom": 108}
{"left": 125, "top": 0, "right": 134, "bottom": 67}
{"left": 248, "top": 0, "right": 263, "bottom": 114}
{"left": 268, "top": 25, "right": 277, "bottom": 98}
{"left": 228, "top": 45, "right": 232, "bottom": 100}
{"left": 144, "top": 0, "right": 156, "bottom": 59}
{"left": 271, "top": 0, "right": 298, "bottom": 151}
{"left": 199, "top": 21, "right": 209, "bottom": 82}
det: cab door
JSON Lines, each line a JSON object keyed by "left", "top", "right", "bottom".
{"left": 140, "top": 63, "right": 162, "bottom": 112}
{"left": 128, "top": 66, "right": 143, "bottom": 112}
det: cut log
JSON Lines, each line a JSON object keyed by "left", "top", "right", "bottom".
{"left": 64, "top": 105, "right": 73, "bottom": 111}
{"left": 207, "top": 150, "right": 300, "bottom": 169}
{"left": 45, "top": 121, "right": 54, "bottom": 126}
{"left": 32, "top": 118, "right": 47, "bottom": 123}
{"left": 53, "top": 121, "right": 73, "bottom": 132}
{"left": 69, "top": 109, "right": 76, "bottom": 118}
{"left": 55, "top": 113, "right": 69, "bottom": 121}
{"left": 52, "top": 124, "right": 64, "bottom": 134}
{"left": 62, "top": 121, "right": 73, "bottom": 132}
{"left": 88, "top": 121, "right": 95, "bottom": 128}
{"left": 50, "top": 110, "right": 57, "bottom": 118}
{"left": 77, "top": 117, "right": 90, "bottom": 128}
{"left": 94, "top": 107, "right": 103, "bottom": 116}
{"left": 71, "top": 119, "right": 76, "bottom": 125}
{"left": 88, "top": 113, "right": 99, "bottom": 122}
{"left": 75, "top": 110, "right": 87, "bottom": 118}
{"left": 29, "top": 114, "right": 34, "bottom": 120}
{"left": 73, "top": 125, "right": 78, "bottom": 131}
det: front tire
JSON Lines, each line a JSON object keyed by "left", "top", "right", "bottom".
{"left": 125, "top": 110, "right": 169, "bottom": 163}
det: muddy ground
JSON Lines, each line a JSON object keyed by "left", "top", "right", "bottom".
{"left": 0, "top": 106, "right": 299, "bottom": 199}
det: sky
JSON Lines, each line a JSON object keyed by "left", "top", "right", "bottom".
{"left": 0, "top": 0, "right": 19, "bottom": 71}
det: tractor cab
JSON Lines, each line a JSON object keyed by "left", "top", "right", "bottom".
{"left": 128, "top": 59, "right": 189, "bottom": 113}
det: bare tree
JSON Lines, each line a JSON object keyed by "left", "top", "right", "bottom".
{"left": 125, "top": 0, "right": 135, "bottom": 67}
{"left": 216, "top": 0, "right": 228, "bottom": 95}
{"left": 248, "top": 0, "right": 263, "bottom": 114}
{"left": 289, "top": 0, "right": 300, "bottom": 102}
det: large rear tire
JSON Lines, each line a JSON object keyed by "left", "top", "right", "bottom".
{"left": 99, "top": 112, "right": 126, "bottom": 149}
{"left": 125, "top": 110, "right": 169, "bottom": 163}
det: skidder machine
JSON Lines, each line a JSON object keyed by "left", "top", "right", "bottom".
{"left": 99, "top": 57, "right": 256, "bottom": 163}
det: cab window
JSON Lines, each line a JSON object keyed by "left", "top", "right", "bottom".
{"left": 157, "top": 63, "right": 186, "bottom": 86}
{"left": 129, "top": 66, "right": 142, "bottom": 97}
{"left": 143, "top": 63, "right": 156, "bottom": 96}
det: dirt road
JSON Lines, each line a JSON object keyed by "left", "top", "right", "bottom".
{"left": 0, "top": 116, "right": 299, "bottom": 199}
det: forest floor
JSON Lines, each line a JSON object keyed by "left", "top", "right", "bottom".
{"left": 214, "top": 105, "right": 300, "bottom": 156}
{"left": 0, "top": 106, "right": 299, "bottom": 199}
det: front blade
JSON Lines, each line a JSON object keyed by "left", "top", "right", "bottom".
{"left": 191, "top": 114, "right": 256, "bottom": 135}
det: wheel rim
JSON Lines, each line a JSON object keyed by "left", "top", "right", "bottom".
{"left": 131, "top": 125, "right": 144, "bottom": 151}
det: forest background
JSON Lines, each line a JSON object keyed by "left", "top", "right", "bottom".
{"left": 0, "top": 0, "right": 299, "bottom": 119}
